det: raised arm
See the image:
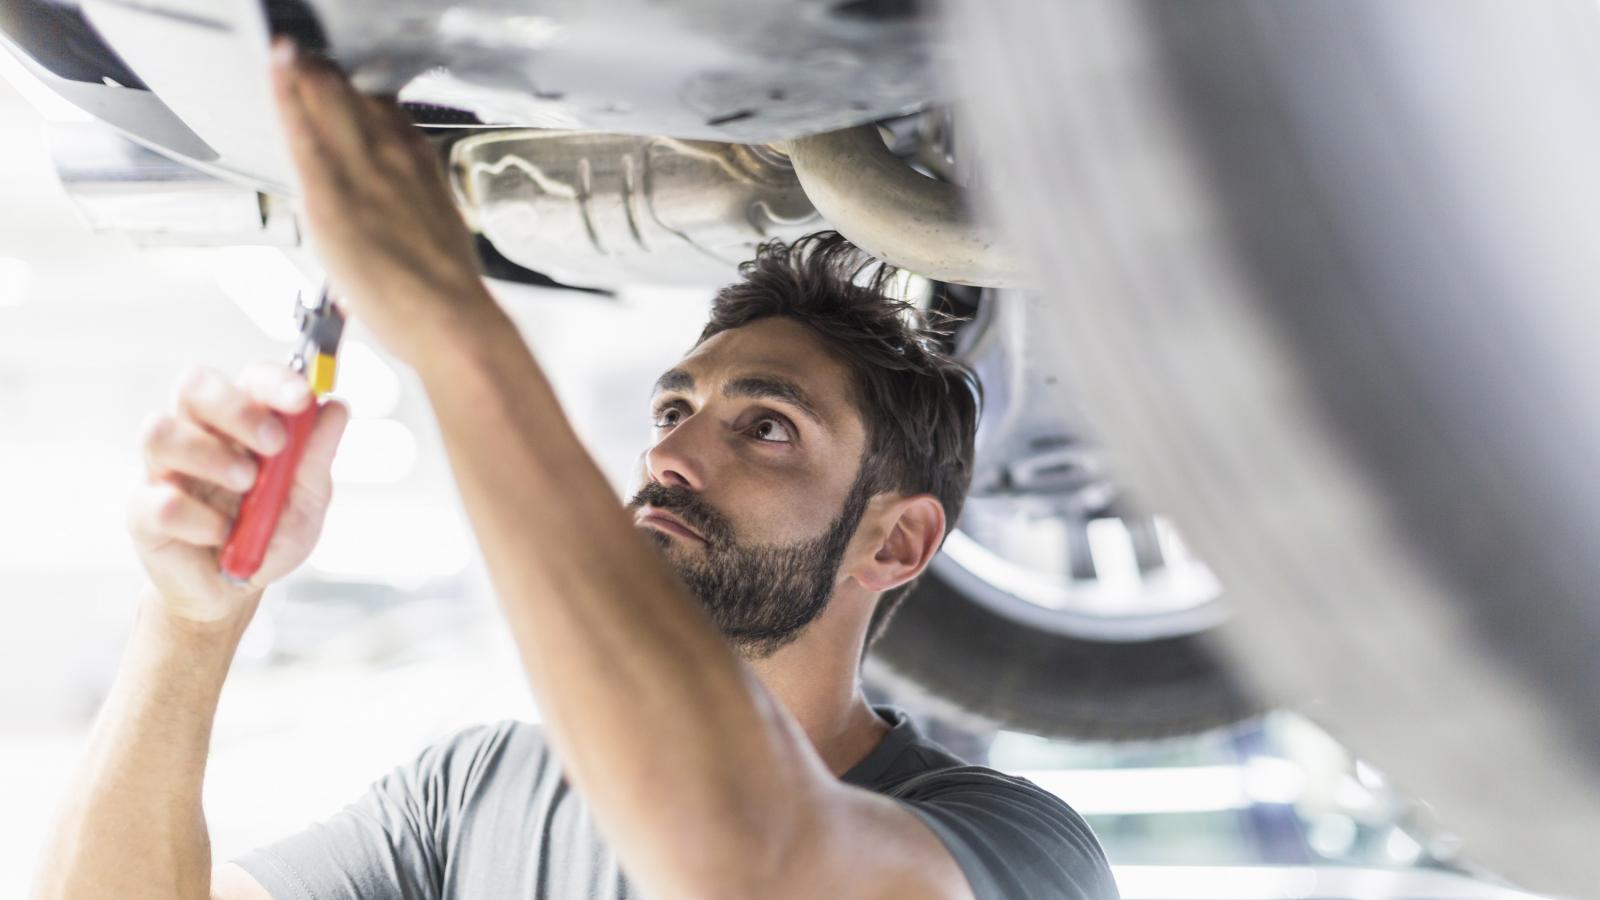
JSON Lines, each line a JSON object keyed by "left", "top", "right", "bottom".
{"left": 267, "top": 41, "right": 973, "bottom": 900}
{"left": 33, "top": 366, "right": 346, "bottom": 900}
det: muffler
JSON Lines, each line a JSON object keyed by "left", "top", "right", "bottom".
{"left": 450, "top": 130, "right": 820, "bottom": 288}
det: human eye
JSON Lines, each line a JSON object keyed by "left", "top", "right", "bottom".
{"left": 653, "top": 400, "right": 688, "bottom": 429}
{"left": 747, "top": 415, "right": 796, "bottom": 444}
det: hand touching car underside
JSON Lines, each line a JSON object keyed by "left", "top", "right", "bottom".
{"left": 269, "top": 39, "right": 500, "bottom": 368}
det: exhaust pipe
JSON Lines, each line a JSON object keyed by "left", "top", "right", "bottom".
{"left": 781, "top": 125, "right": 1029, "bottom": 288}
{"left": 450, "top": 130, "right": 819, "bottom": 288}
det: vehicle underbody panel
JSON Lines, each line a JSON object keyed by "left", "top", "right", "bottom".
{"left": 289, "top": 0, "right": 948, "bottom": 144}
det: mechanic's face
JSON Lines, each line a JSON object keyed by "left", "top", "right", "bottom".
{"left": 627, "top": 317, "right": 873, "bottom": 657}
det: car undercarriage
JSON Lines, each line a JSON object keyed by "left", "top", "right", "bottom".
{"left": 4, "top": 1, "right": 1600, "bottom": 894}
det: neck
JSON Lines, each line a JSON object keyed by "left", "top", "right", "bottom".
{"left": 745, "top": 594, "right": 890, "bottom": 777}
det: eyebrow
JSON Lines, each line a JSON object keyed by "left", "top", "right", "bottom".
{"left": 651, "top": 369, "right": 827, "bottom": 430}
{"left": 653, "top": 368, "right": 695, "bottom": 395}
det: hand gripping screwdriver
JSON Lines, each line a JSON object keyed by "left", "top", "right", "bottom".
{"left": 219, "top": 287, "right": 344, "bottom": 584}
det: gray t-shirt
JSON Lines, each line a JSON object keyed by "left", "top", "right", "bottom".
{"left": 236, "top": 707, "right": 1118, "bottom": 899}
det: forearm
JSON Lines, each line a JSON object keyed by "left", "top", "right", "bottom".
{"left": 34, "top": 592, "right": 247, "bottom": 900}
{"left": 418, "top": 306, "right": 827, "bottom": 892}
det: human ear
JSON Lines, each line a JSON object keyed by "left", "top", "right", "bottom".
{"left": 857, "top": 495, "right": 945, "bottom": 593}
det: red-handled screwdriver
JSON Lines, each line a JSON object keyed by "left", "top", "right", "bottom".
{"left": 219, "top": 287, "right": 344, "bottom": 584}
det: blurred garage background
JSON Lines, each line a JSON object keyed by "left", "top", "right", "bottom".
{"left": 0, "top": 32, "right": 1556, "bottom": 900}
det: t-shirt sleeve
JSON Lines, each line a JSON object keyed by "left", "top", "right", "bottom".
{"left": 231, "top": 723, "right": 507, "bottom": 900}
{"left": 896, "top": 767, "right": 1119, "bottom": 900}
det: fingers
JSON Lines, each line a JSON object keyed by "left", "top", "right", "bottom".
{"left": 280, "top": 44, "right": 373, "bottom": 158}
{"left": 269, "top": 38, "right": 414, "bottom": 183}
{"left": 132, "top": 363, "right": 345, "bottom": 566}
{"left": 128, "top": 479, "right": 232, "bottom": 549}
{"left": 280, "top": 399, "right": 351, "bottom": 506}
{"left": 237, "top": 360, "right": 315, "bottom": 415}
{"left": 301, "top": 399, "right": 351, "bottom": 486}
{"left": 156, "top": 366, "right": 347, "bottom": 496}
{"left": 142, "top": 413, "right": 258, "bottom": 492}
{"left": 172, "top": 366, "right": 301, "bottom": 457}
{"left": 270, "top": 39, "right": 342, "bottom": 200}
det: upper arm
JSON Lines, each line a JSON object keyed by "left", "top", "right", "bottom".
{"left": 212, "top": 863, "right": 274, "bottom": 900}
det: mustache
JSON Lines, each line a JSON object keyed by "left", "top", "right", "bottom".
{"left": 627, "top": 482, "right": 732, "bottom": 545}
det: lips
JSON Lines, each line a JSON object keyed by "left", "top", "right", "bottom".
{"left": 635, "top": 508, "right": 706, "bottom": 544}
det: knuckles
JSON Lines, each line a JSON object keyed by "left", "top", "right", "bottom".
{"left": 152, "top": 483, "right": 191, "bottom": 529}
{"left": 139, "top": 413, "right": 175, "bottom": 457}
{"left": 175, "top": 366, "right": 261, "bottom": 430}
{"left": 173, "top": 366, "right": 218, "bottom": 405}
{"left": 128, "top": 481, "right": 185, "bottom": 539}
{"left": 374, "top": 137, "right": 416, "bottom": 172}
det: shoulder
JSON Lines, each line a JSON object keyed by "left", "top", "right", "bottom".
{"left": 424, "top": 718, "right": 549, "bottom": 765}
{"left": 410, "top": 719, "right": 555, "bottom": 795}
{"left": 357, "top": 718, "right": 558, "bottom": 823}
{"left": 891, "top": 765, "right": 1118, "bottom": 900}
{"left": 230, "top": 721, "right": 557, "bottom": 897}
{"left": 889, "top": 763, "right": 1094, "bottom": 835}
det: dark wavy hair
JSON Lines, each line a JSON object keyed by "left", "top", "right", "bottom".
{"left": 697, "top": 231, "right": 980, "bottom": 650}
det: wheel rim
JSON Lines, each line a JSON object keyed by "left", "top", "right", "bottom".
{"left": 935, "top": 497, "right": 1226, "bottom": 643}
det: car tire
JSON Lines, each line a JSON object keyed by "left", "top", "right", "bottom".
{"left": 946, "top": 0, "right": 1600, "bottom": 893}
{"left": 868, "top": 566, "right": 1259, "bottom": 741}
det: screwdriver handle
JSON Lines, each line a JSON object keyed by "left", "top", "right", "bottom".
{"left": 219, "top": 401, "right": 321, "bottom": 584}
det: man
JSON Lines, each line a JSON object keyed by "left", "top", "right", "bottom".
{"left": 35, "top": 40, "right": 1118, "bottom": 900}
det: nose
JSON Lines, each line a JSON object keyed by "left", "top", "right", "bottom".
{"left": 644, "top": 410, "right": 713, "bottom": 491}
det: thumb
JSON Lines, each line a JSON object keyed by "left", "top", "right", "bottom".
{"left": 299, "top": 398, "right": 351, "bottom": 483}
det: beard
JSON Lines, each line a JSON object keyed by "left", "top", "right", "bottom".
{"left": 626, "top": 473, "right": 873, "bottom": 659}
